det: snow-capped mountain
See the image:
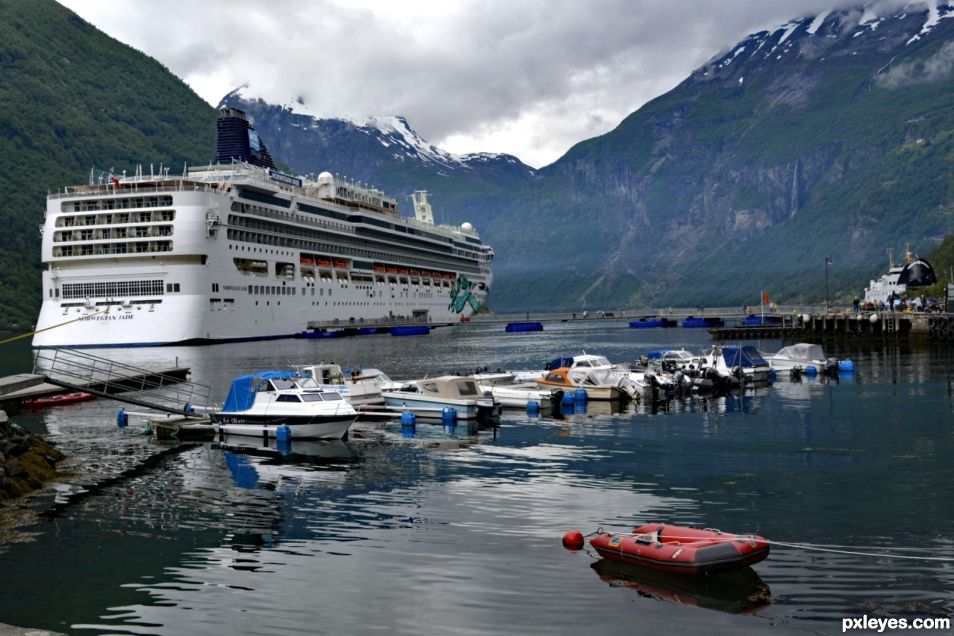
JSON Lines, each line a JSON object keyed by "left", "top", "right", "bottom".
{"left": 218, "top": 3, "right": 954, "bottom": 311}
{"left": 532, "top": 1, "right": 954, "bottom": 309}
{"left": 219, "top": 88, "right": 530, "bottom": 178}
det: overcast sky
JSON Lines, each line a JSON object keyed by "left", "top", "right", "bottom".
{"left": 58, "top": 0, "right": 922, "bottom": 167}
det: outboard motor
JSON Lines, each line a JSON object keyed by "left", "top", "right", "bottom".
{"left": 673, "top": 370, "right": 685, "bottom": 395}
{"left": 824, "top": 357, "right": 839, "bottom": 376}
{"left": 645, "top": 370, "right": 661, "bottom": 402}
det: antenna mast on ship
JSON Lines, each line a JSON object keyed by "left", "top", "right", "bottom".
{"left": 412, "top": 191, "right": 434, "bottom": 224}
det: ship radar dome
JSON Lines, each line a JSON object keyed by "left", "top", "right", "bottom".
{"left": 317, "top": 171, "right": 333, "bottom": 185}
{"left": 461, "top": 222, "right": 474, "bottom": 231}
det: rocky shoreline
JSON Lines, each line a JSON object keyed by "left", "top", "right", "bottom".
{"left": 0, "top": 410, "right": 64, "bottom": 500}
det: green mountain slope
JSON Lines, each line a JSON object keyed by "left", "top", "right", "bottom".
{"left": 0, "top": 0, "right": 216, "bottom": 328}
{"left": 530, "top": 8, "right": 954, "bottom": 310}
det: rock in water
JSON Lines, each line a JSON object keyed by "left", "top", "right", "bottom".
{"left": 0, "top": 410, "right": 65, "bottom": 500}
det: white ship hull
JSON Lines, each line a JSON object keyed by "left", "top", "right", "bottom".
{"left": 33, "top": 166, "right": 492, "bottom": 348}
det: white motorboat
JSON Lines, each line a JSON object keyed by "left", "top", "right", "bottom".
{"left": 480, "top": 382, "right": 562, "bottom": 408}
{"left": 297, "top": 363, "right": 385, "bottom": 406}
{"left": 762, "top": 343, "right": 838, "bottom": 376}
{"left": 701, "top": 346, "right": 772, "bottom": 384}
{"left": 533, "top": 367, "right": 623, "bottom": 401}
{"left": 513, "top": 353, "right": 652, "bottom": 399}
{"left": 644, "top": 349, "right": 724, "bottom": 393}
{"left": 211, "top": 371, "right": 356, "bottom": 439}
{"left": 383, "top": 376, "right": 499, "bottom": 420}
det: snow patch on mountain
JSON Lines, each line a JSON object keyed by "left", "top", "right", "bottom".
{"left": 808, "top": 10, "right": 832, "bottom": 34}
{"left": 225, "top": 86, "right": 520, "bottom": 170}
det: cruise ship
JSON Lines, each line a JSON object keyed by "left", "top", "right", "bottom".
{"left": 32, "top": 108, "right": 494, "bottom": 348}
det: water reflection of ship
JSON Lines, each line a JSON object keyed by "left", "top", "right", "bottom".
{"left": 591, "top": 558, "right": 771, "bottom": 614}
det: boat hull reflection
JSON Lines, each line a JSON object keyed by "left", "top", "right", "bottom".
{"left": 591, "top": 558, "right": 771, "bottom": 614}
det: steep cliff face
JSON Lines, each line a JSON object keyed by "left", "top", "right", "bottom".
{"left": 222, "top": 5, "right": 954, "bottom": 311}
{"left": 0, "top": 1, "right": 216, "bottom": 327}
{"left": 543, "top": 5, "right": 954, "bottom": 308}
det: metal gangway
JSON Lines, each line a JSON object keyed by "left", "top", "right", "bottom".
{"left": 33, "top": 348, "right": 212, "bottom": 415}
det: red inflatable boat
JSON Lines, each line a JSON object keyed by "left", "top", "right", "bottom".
{"left": 24, "top": 391, "right": 96, "bottom": 408}
{"left": 590, "top": 523, "right": 770, "bottom": 575}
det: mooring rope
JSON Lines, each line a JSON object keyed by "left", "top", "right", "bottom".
{"left": 0, "top": 308, "right": 108, "bottom": 347}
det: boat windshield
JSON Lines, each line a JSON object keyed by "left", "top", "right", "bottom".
{"left": 457, "top": 381, "right": 479, "bottom": 396}
{"left": 258, "top": 378, "right": 298, "bottom": 392}
{"left": 297, "top": 377, "right": 319, "bottom": 389}
{"left": 301, "top": 392, "right": 344, "bottom": 402}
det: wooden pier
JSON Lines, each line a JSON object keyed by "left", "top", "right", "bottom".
{"left": 710, "top": 312, "right": 952, "bottom": 341}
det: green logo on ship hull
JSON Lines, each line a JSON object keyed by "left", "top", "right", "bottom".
{"left": 449, "top": 275, "right": 481, "bottom": 314}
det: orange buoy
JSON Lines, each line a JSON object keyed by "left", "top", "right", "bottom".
{"left": 562, "top": 529, "right": 585, "bottom": 550}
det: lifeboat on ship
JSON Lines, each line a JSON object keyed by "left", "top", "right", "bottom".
{"left": 589, "top": 523, "right": 770, "bottom": 575}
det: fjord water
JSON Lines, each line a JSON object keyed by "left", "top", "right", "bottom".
{"left": 2, "top": 321, "right": 954, "bottom": 635}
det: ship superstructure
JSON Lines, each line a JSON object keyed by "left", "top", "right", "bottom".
{"left": 33, "top": 109, "right": 493, "bottom": 347}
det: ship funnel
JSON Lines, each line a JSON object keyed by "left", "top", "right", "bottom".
{"left": 216, "top": 107, "right": 276, "bottom": 169}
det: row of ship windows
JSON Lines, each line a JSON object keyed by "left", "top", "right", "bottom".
{"left": 54, "top": 225, "right": 173, "bottom": 242}
{"left": 62, "top": 195, "right": 174, "bottom": 213}
{"left": 56, "top": 209, "right": 176, "bottom": 227}
{"left": 233, "top": 203, "right": 481, "bottom": 260}
{"left": 225, "top": 228, "right": 478, "bottom": 277}
{"left": 242, "top": 285, "right": 443, "bottom": 298}
{"left": 53, "top": 241, "right": 173, "bottom": 257}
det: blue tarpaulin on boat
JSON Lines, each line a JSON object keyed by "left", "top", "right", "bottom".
{"left": 720, "top": 346, "right": 768, "bottom": 368}
{"left": 546, "top": 356, "right": 575, "bottom": 371}
{"left": 222, "top": 371, "right": 297, "bottom": 412}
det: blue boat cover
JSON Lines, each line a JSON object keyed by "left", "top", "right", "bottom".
{"left": 646, "top": 349, "right": 668, "bottom": 360}
{"left": 720, "top": 346, "right": 768, "bottom": 368}
{"left": 222, "top": 370, "right": 297, "bottom": 412}
{"left": 506, "top": 321, "right": 544, "bottom": 332}
{"left": 546, "top": 356, "right": 575, "bottom": 371}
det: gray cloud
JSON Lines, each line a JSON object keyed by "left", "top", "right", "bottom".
{"left": 58, "top": 1, "right": 934, "bottom": 167}
{"left": 878, "top": 39, "right": 954, "bottom": 87}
